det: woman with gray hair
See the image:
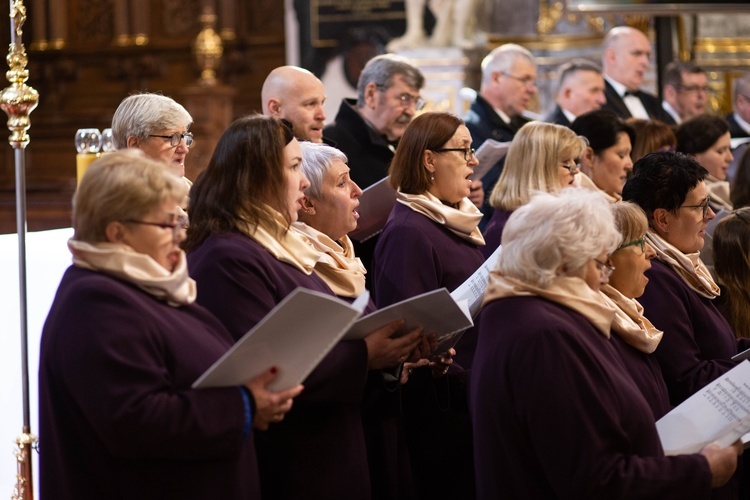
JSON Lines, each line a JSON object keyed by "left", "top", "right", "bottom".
{"left": 111, "top": 93, "right": 193, "bottom": 180}
{"left": 38, "top": 150, "right": 301, "bottom": 499}
{"left": 470, "top": 188, "right": 740, "bottom": 499}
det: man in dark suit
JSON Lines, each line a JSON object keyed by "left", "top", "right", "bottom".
{"left": 726, "top": 72, "right": 750, "bottom": 139}
{"left": 463, "top": 43, "right": 536, "bottom": 227}
{"left": 661, "top": 61, "right": 708, "bottom": 126}
{"left": 601, "top": 26, "right": 665, "bottom": 121}
{"left": 545, "top": 59, "right": 606, "bottom": 128}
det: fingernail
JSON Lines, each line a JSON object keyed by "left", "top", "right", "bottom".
{"left": 270, "top": 366, "right": 278, "bottom": 374}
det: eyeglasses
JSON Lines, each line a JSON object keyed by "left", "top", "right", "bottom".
{"left": 559, "top": 160, "right": 580, "bottom": 174}
{"left": 593, "top": 258, "right": 615, "bottom": 278}
{"left": 500, "top": 72, "right": 537, "bottom": 88}
{"left": 148, "top": 132, "right": 194, "bottom": 148}
{"left": 675, "top": 85, "right": 711, "bottom": 94}
{"left": 679, "top": 196, "right": 712, "bottom": 219}
{"left": 615, "top": 235, "right": 646, "bottom": 254}
{"left": 376, "top": 85, "right": 426, "bottom": 110}
{"left": 431, "top": 147, "right": 476, "bottom": 162}
{"left": 123, "top": 214, "right": 189, "bottom": 241}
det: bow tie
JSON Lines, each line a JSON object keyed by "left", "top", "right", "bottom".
{"left": 623, "top": 90, "right": 638, "bottom": 98}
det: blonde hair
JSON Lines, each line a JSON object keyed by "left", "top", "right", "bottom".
{"left": 73, "top": 149, "right": 188, "bottom": 243}
{"left": 610, "top": 201, "right": 648, "bottom": 247}
{"left": 489, "top": 122, "right": 587, "bottom": 211}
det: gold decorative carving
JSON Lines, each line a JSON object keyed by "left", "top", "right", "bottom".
{"left": 10, "top": 432, "right": 37, "bottom": 500}
{"left": 193, "top": 7, "right": 224, "bottom": 86}
{"left": 537, "top": 0, "right": 608, "bottom": 35}
{"left": 1, "top": 0, "right": 39, "bottom": 149}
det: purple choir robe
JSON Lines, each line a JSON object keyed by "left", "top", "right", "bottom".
{"left": 39, "top": 266, "right": 258, "bottom": 500}
{"left": 187, "top": 231, "right": 371, "bottom": 500}
{"left": 471, "top": 295, "right": 713, "bottom": 499}
{"left": 639, "top": 259, "right": 749, "bottom": 406}
{"left": 373, "top": 202, "right": 484, "bottom": 499}
{"left": 480, "top": 208, "right": 513, "bottom": 259}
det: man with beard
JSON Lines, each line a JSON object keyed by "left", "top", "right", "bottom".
{"left": 261, "top": 66, "right": 328, "bottom": 143}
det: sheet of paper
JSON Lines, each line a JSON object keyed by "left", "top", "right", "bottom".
{"left": 450, "top": 245, "right": 501, "bottom": 318}
{"left": 732, "top": 346, "right": 750, "bottom": 362}
{"left": 344, "top": 288, "right": 473, "bottom": 355}
{"left": 193, "top": 288, "right": 369, "bottom": 392}
{"left": 349, "top": 176, "right": 398, "bottom": 242}
{"left": 472, "top": 139, "right": 511, "bottom": 182}
{"left": 656, "top": 360, "right": 750, "bottom": 455}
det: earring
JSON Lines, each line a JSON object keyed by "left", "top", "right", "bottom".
{"left": 664, "top": 226, "right": 669, "bottom": 233}
{"left": 430, "top": 174, "right": 435, "bottom": 182}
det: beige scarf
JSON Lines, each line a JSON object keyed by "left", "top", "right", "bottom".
{"left": 68, "top": 239, "right": 197, "bottom": 306}
{"left": 396, "top": 191, "right": 485, "bottom": 246}
{"left": 705, "top": 176, "right": 733, "bottom": 212}
{"left": 235, "top": 206, "right": 320, "bottom": 275}
{"left": 576, "top": 171, "right": 621, "bottom": 203}
{"left": 291, "top": 222, "right": 366, "bottom": 298}
{"left": 483, "top": 271, "right": 615, "bottom": 338}
{"left": 645, "top": 230, "right": 720, "bottom": 299}
{"left": 600, "top": 284, "right": 663, "bottom": 353}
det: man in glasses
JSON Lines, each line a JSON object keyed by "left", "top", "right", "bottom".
{"left": 726, "top": 72, "right": 750, "bottom": 139}
{"left": 661, "top": 61, "right": 708, "bottom": 125}
{"left": 464, "top": 43, "right": 536, "bottom": 227}
{"left": 601, "top": 26, "right": 666, "bottom": 122}
{"left": 261, "top": 66, "right": 328, "bottom": 144}
{"left": 111, "top": 93, "right": 193, "bottom": 184}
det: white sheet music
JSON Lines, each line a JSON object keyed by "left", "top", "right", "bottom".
{"left": 348, "top": 177, "right": 398, "bottom": 242}
{"left": 472, "top": 139, "right": 511, "bottom": 182}
{"left": 450, "top": 245, "right": 501, "bottom": 318}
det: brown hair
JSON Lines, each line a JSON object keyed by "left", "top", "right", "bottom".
{"left": 183, "top": 114, "right": 294, "bottom": 251}
{"left": 626, "top": 118, "right": 677, "bottom": 163}
{"left": 713, "top": 208, "right": 750, "bottom": 338}
{"left": 389, "top": 112, "right": 463, "bottom": 194}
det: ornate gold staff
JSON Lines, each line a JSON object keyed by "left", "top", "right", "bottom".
{"left": 0, "top": 1, "right": 39, "bottom": 499}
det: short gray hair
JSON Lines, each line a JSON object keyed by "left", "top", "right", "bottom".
{"left": 481, "top": 43, "right": 535, "bottom": 87}
{"left": 497, "top": 188, "right": 620, "bottom": 288}
{"left": 356, "top": 54, "right": 424, "bottom": 107}
{"left": 111, "top": 93, "right": 193, "bottom": 150}
{"left": 735, "top": 72, "right": 750, "bottom": 104}
{"left": 557, "top": 58, "right": 602, "bottom": 89}
{"left": 299, "top": 141, "right": 348, "bottom": 199}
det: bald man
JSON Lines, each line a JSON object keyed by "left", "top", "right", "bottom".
{"left": 261, "top": 66, "right": 327, "bottom": 143}
{"left": 601, "top": 26, "right": 666, "bottom": 121}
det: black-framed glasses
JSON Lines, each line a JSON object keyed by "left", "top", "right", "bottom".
{"left": 500, "top": 71, "right": 537, "bottom": 88}
{"left": 616, "top": 235, "right": 646, "bottom": 254}
{"left": 123, "top": 214, "right": 189, "bottom": 241}
{"left": 376, "top": 84, "right": 426, "bottom": 110}
{"left": 559, "top": 159, "right": 580, "bottom": 174}
{"left": 431, "top": 147, "right": 476, "bottom": 162}
{"left": 679, "top": 196, "right": 712, "bottom": 219}
{"left": 593, "top": 258, "right": 615, "bottom": 278}
{"left": 148, "top": 132, "right": 194, "bottom": 148}
{"left": 675, "top": 84, "right": 711, "bottom": 94}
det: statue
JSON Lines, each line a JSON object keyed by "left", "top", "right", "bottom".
{"left": 387, "top": 0, "right": 486, "bottom": 51}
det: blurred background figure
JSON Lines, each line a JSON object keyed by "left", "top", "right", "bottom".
{"left": 726, "top": 72, "right": 750, "bottom": 139}
{"left": 545, "top": 58, "right": 606, "bottom": 127}
{"left": 660, "top": 61, "right": 709, "bottom": 125}
{"left": 626, "top": 118, "right": 677, "bottom": 163}
{"left": 572, "top": 109, "right": 635, "bottom": 201}
{"left": 712, "top": 208, "right": 750, "bottom": 340}
{"left": 262, "top": 66, "right": 328, "bottom": 144}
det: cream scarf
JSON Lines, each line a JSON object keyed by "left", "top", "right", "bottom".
{"left": 235, "top": 205, "right": 320, "bottom": 275}
{"left": 67, "top": 239, "right": 197, "bottom": 306}
{"left": 396, "top": 191, "right": 485, "bottom": 246}
{"left": 576, "top": 171, "right": 621, "bottom": 203}
{"left": 645, "top": 230, "right": 720, "bottom": 299}
{"left": 483, "top": 271, "right": 615, "bottom": 338}
{"left": 291, "top": 222, "right": 366, "bottom": 297}
{"left": 705, "top": 175, "right": 733, "bottom": 212}
{"left": 600, "top": 284, "right": 663, "bottom": 353}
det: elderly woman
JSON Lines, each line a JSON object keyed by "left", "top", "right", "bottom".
{"left": 713, "top": 208, "right": 750, "bottom": 339}
{"left": 111, "top": 93, "right": 193, "bottom": 182}
{"left": 470, "top": 188, "right": 740, "bottom": 499}
{"left": 676, "top": 114, "right": 734, "bottom": 212}
{"left": 571, "top": 109, "right": 636, "bottom": 201}
{"left": 603, "top": 202, "right": 670, "bottom": 419}
{"left": 622, "top": 152, "right": 750, "bottom": 405}
{"left": 39, "top": 150, "right": 301, "bottom": 499}
{"left": 372, "top": 111, "right": 484, "bottom": 498}
{"left": 483, "top": 121, "right": 586, "bottom": 258}
{"left": 184, "top": 114, "right": 419, "bottom": 499}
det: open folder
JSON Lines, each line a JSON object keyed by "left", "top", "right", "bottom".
{"left": 349, "top": 177, "right": 398, "bottom": 243}
{"left": 656, "top": 360, "right": 750, "bottom": 455}
{"left": 472, "top": 139, "right": 511, "bottom": 182}
{"left": 193, "top": 289, "right": 370, "bottom": 392}
{"left": 451, "top": 245, "right": 502, "bottom": 319}
{"left": 344, "top": 288, "right": 473, "bottom": 357}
